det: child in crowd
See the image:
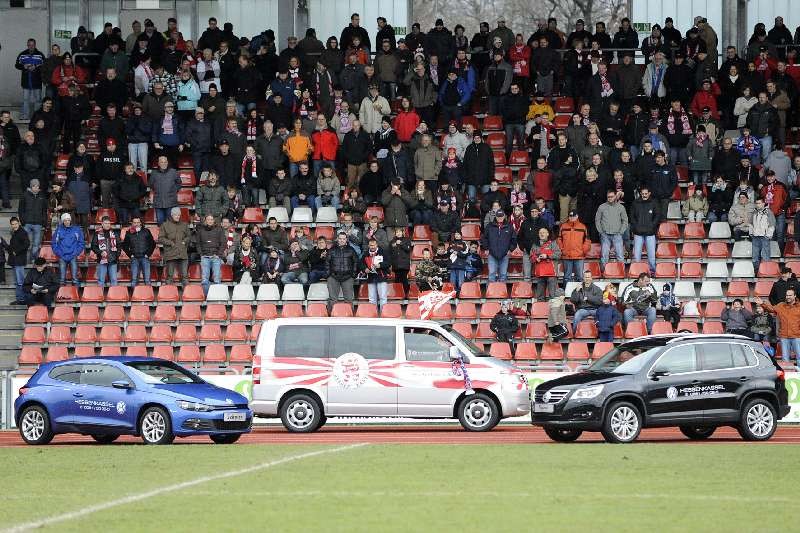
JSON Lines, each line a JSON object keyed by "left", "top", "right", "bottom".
{"left": 657, "top": 282, "right": 682, "bottom": 329}
{"left": 595, "top": 296, "right": 622, "bottom": 341}
{"left": 547, "top": 288, "right": 568, "bottom": 341}
{"left": 750, "top": 304, "right": 773, "bottom": 341}
{"left": 464, "top": 242, "right": 482, "bottom": 282}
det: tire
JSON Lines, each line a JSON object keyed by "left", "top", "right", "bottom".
{"left": 737, "top": 398, "right": 777, "bottom": 441}
{"left": 18, "top": 405, "right": 54, "bottom": 445}
{"left": 543, "top": 426, "right": 583, "bottom": 442}
{"left": 139, "top": 406, "right": 175, "bottom": 445}
{"left": 210, "top": 434, "right": 241, "bottom": 444}
{"left": 280, "top": 394, "right": 324, "bottom": 433}
{"left": 679, "top": 425, "right": 716, "bottom": 440}
{"left": 91, "top": 434, "right": 119, "bottom": 444}
{"left": 457, "top": 393, "right": 500, "bottom": 432}
{"left": 601, "top": 401, "right": 642, "bottom": 443}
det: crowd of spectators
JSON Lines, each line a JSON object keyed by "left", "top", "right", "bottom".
{"left": 4, "top": 11, "right": 800, "bottom": 362}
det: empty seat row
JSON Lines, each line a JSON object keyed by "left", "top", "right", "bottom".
{"left": 19, "top": 345, "right": 253, "bottom": 365}
{"left": 21, "top": 323, "right": 261, "bottom": 346}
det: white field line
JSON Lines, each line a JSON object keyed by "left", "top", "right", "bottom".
{"left": 181, "top": 490, "right": 793, "bottom": 504}
{"left": 1, "top": 443, "right": 367, "bottom": 533}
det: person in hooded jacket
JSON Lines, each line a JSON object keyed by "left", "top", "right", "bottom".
{"left": 462, "top": 131, "right": 495, "bottom": 203}
{"left": 59, "top": 83, "right": 91, "bottom": 154}
{"left": 16, "top": 131, "right": 49, "bottom": 191}
{"left": 113, "top": 162, "right": 147, "bottom": 225}
{"left": 381, "top": 140, "right": 413, "bottom": 188}
{"left": 52, "top": 212, "right": 85, "bottom": 285}
{"left": 547, "top": 132, "right": 581, "bottom": 222}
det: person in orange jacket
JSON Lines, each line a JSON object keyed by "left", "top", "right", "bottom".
{"left": 283, "top": 118, "right": 314, "bottom": 177}
{"left": 392, "top": 97, "right": 420, "bottom": 143}
{"left": 557, "top": 210, "right": 592, "bottom": 285}
{"left": 759, "top": 169, "right": 789, "bottom": 249}
{"left": 756, "top": 290, "right": 800, "bottom": 364}
{"left": 311, "top": 114, "right": 339, "bottom": 176}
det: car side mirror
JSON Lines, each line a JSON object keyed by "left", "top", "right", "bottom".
{"left": 650, "top": 370, "right": 670, "bottom": 379}
{"left": 449, "top": 346, "right": 463, "bottom": 361}
{"left": 112, "top": 380, "right": 133, "bottom": 390}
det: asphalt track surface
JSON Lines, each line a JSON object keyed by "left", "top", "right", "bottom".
{"left": 2, "top": 424, "right": 800, "bottom": 446}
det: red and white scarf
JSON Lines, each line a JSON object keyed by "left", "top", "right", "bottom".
{"left": 600, "top": 75, "right": 613, "bottom": 97}
{"left": 695, "top": 131, "right": 708, "bottom": 147}
{"left": 96, "top": 230, "right": 117, "bottom": 263}
{"left": 666, "top": 110, "right": 692, "bottom": 135}
{"left": 240, "top": 155, "right": 257, "bottom": 184}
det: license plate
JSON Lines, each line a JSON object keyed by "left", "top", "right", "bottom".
{"left": 223, "top": 412, "right": 246, "bottom": 422}
{"left": 534, "top": 403, "right": 554, "bottom": 413}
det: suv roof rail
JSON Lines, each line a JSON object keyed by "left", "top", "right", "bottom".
{"left": 665, "top": 333, "right": 752, "bottom": 343}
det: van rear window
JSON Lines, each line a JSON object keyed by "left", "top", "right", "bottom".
{"left": 275, "top": 326, "right": 329, "bottom": 358}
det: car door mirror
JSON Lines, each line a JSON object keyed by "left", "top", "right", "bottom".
{"left": 449, "top": 346, "right": 466, "bottom": 361}
{"left": 111, "top": 380, "right": 133, "bottom": 390}
{"left": 650, "top": 369, "right": 670, "bottom": 379}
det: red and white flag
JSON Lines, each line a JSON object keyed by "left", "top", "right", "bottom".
{"left": 418, "top": 290, "right": 456, "bottom": 320}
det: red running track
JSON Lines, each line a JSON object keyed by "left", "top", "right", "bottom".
{"left": 1, "top": 425, "right": 800, "bottom": 446}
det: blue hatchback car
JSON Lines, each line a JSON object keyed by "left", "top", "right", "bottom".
{"left": 15, "top": 357, "right": 252, "bottom": 445}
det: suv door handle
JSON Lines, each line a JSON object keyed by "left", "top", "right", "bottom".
{"left": 740, "top": 376, "right": 749, "bottom": 381}
{"left": 691, "top": 380, "right": 701, "bottom": 384}
{"left": 73, "top": 393, "right": 83, "bottom": 398}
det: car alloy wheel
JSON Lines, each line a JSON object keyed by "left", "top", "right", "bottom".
{"left": 457, "top": 393, "right": 500, "bottom": 432}
{"left": 21, "top": 409, "right": 46, "bottom": 442}
{"left": 139, "top": 407, "right": 173, "bottom": 444}
{"left": 746, "top": 403, "right": 774, "bottom": 438}
{"left": 280, "top": 394, "right": 324, "bottom": 433}
{"left": 602, "top": 402, "right": 642, "bottom": 443}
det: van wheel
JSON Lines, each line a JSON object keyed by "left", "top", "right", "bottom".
{"left": 737, "top": 399, "right": 777, "bottom": 441}
{"left": 91, "top": 434, "right": 119, "bottom": 444}
{"left": 139, "top": 406, "right": 175, "bottom": 445}
{"left": 457, "top": 393, "right": 500, "bottom": 432}
{"left": 280, "top": 394, "right": 324, "bottom": 433}
{"left": 679, "top": 425, "right": 716, "bottom": 440}
{"left": 543, "top": 426, "right": 583, "bottom": 442}
{"left": 601, "top": 402, "right": 642, "bottom": 443}
{"left": 210, "top": 434, "right": 241, "bottom": 444}
{"left": 19, "top": 405, "right": 54, "bottom": 445}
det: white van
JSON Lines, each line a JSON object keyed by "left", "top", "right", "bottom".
{"left": 250, "top": 318, "right": 531, "bottom": 432}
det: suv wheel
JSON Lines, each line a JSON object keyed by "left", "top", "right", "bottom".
{"left": 679, "top": 425, "right": 716, "bottom": 440}
{"left": 543, "top": 426, "right": 583, "bottom": 442}
{"left": 738, "top": 399, "right": 777, "bottom": 441}
{"left": 601, "top": 402, "right": 642, "bottom": 443}
{"left": 139, "top": 406, "right": 175, "bottom": 445}
{"left": 457, "top": 393, "right": 500, "bottom": 431}
{"left": 91, "top": 434, "right": 119, "bottom": 444}
{"left": 280, "top": 394, "right": 324, "bottom": 433}
{"left": 19, "top": 405, "right": 54, "bottom": 445}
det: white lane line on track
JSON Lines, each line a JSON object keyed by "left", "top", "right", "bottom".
{"left": 180, "top": 490, "right": 793, "bottom": 503}
{"left": 0, "top": 443, "right": 367, "bottom": 533}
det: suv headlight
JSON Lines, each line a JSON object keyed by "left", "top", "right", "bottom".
{"left": 178, "top": 400, "right": 213, "bottom": 412}
{"left": 572, "top": 385, "right": 604, "bottom": 400}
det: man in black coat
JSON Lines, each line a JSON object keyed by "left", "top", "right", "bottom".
{"left": 381, "top": 140, "right": 413, "bottom": 189}
{"left": 198, "top": 17, "right": 224, "bottom": 52}
{"left": 211, "top": 141, "right": 240, "bottom": 189}
{"left": 9, "top": 217, "right": 30, "bottom": 305}
{"left": 184, "top": 108, "right": 214, "bottom": 178}
{"left": 501, "top": 82, "right": 529, "bottom": 159}
{"left": 463, "top": 132, "right": 495, "bottom": 203}
{"left": 23, "top": 257, "right": 60, "bottom": 307}
{"left": 59, "top": 83, "right": 91, "bottom": 154}
{"left": 340, "top": 13, "right": 372, "bottom": 52}
{"left": 588, "top": 62, "right": 620, "bottom": 121}
{"left": 15, "top": 131, "right": 49, "bottom": 190}
{"left": 548, "top": 132, "right": 581, "bottom": 222}
{"left": 711, "top": 137, "right": 741, "bottom": 183}
{"left": 97, "top": 103, "right": 127, "bottom": 148}
{"left": 122, "top": 216, "right": 157, "bottom": 287}
{"left": 94, "top": 67, "right": 128, "bottom": 116}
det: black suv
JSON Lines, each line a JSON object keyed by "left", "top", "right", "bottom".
{"left": 532, "top": 334, "right": 790, "bottom": 443}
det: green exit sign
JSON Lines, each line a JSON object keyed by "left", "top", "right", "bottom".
{"left": 633, "top": 22, "right": 651, "bottom": 32}
{"left": 395, "top": 27, "right": 407, "bottom": 35}
{"left": 54, "top": 29, "right": 72, "bottom": 39}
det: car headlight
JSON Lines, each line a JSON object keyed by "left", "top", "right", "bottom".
{"left": 178, "top": 400, "right": 213, "bottom": 412}
{"left": 572, "top": 385, "right": 604, "bottom": 400}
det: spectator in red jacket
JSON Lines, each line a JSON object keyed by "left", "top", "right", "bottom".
{"left": 392, "top": 97, "right": 420, "bottom": 143}
{"left": 689, "top": 78, "right": 720, "bottom": 119}
{"left": 760, "top": 169, "right": 789, "bottom": 249}
{"left": 311, "top": 114, "right": 339, "bottom": 177}
{"left": 508, "top": 33, "right": 531, "bottom": 89}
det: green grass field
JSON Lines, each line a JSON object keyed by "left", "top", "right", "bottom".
{"left": 0, "top": 443, "right": 794, "bottom": 532}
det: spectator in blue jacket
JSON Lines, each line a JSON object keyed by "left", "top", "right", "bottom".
{"left": 268, "top": 70, "right": 296, "bottom": 108}
{"left": 438, "top": 69, "right": 471, "bottom": 126}
{"left": 480, "top": 210, "right": 517, "bottom": 282}
{"left": 595, "top": 296, "right": 622, "bottom": 341}
{"left": 15, "top": 39, "right": 45, "bottom": 121}
{"left": 151, "top": 102, "right": 185, "bottom": 165}
{"left": 52, "top": 213, "right": 85, "bottom": 285}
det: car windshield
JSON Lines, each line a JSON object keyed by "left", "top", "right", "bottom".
{"left": 125, "top": 361, "right": 205, "bottom": 384}
{"left": 588, "top": 343, "right": 664, "bottom": 374}
{"left": 443, "top": 325, "right": 490, "bottom": 357}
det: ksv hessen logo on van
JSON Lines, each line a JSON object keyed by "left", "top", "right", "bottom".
{"left": 332, "top": 353, "right": 369, "bottom": 389}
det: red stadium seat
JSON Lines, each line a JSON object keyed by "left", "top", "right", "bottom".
{"left": 514, "top": 343, "right": 538, "bottom": 360}
{"left": 655, "top": 262, "right": 677, "bottom": 278}
{"left": 179, "top": 304, "right": 202, "bottom": 322}
{"left": 152, "top": 304, "right": 176, "bottom": 323}
{"left": 46, "top": 346, "right": 69, "bottom": 361}
{"left": 51, "top": 306, "right": 76, "bottom": 324}
{"left": 181, "top": 284, "right": 205, "bottom": 302}
{"left": 530, "top": 301, "right": 549, "bottom": 319}
{"left": 495, "top": 166, "right": 513, "bottom": 184}
{"left": 19, "top": 346, "right": 43, "bottom": 365}
{"left": 479, "top": 302, "right": 500, "bottom": 320}
{"left": 230, "top": 304, "right": 254, "bottom": 322}
{"left": 101, "top": 305, "right": 126, "bottom": 323}
{"left": 431, "top": 304, "right": 453, "bottom": 320}
{"left": 726, "top": 281, "right": 749, "bottom": 298}
{"left": 130, "top": 285, "right": 155, "bottom": 302}
{"left": 573, "top": 321, "right": 598, "bottom": 339}
{"left": 177, "top": 345, "right": 201, "bottom": 363}
{"left": 474, "top": 322, "right": 494, "bottom": 340}
{"left": 683, "top": 223, "right": 706, "bottom": 240}
{"left": 149, "top": 324, "right": 173, "bottom": 344}
{"left": 93, "top": 208, "right": 117, "bottom": 224}
{"left": 553, "top": 114, "right": 571, "bottom": 129}
{"left": 676, "top": 165, "right": 689, "bottom": 182}
{"left": 364, "top": 206, "right": 384, "bottom": 222}
{"left": 758, "top": 261, "right": 781, "bottom": 277}
{"left": 124, "top": 325, "right": 148, "bottom": 344}
{"left": 451, "top": 322, "right": 474, "bottom": 339}
{"left": 157, "top": 284, "right": 180, "bottom": 302}
{"left": 380, "top": 303, "right": 403, "bottom": 318}
{"left": 603, "top": 262, "right": 626, "bottom": 278}
{"left": 281, "top": 303, "right": 304, "bottom": 318}
{"left": 204, "top": 304, "right": 228, "bottom": 322}
{"left": 125, "top": 345, "right": 148, "bottom": 357}
{"left": 405, "top": 303, "right": 421, "bottom": 319}
{"left": 485, "top": 282, "right": 509, "bottom": 299}
{"left": 199, "top": 324, "right": 223, "bottom": 343}
{"left": 657, "top": 222, "right": 680, "bottom": 239}
{"left": 489, "top": 343, "right": 513, "bottom": 360}
{"left": 105, "top": 286, "right": 130, "bottom": 303}
{"left": 539, "top": 343, "right": 564, "bottom": 361}
{"left": 224, "top": 324, "right": 248, "bottom": 343}
{"left": 204, "top": 345, "right": 227, "bottom": 364}
{"left": 241, "top": 207, "right": 266, "bottom": 224}
{"left": 511, "top": 282, "right": 533, "bottom": 299}
{"left": 680, "top": 262, "right": 703, "bottom": 278}
{"left": 754, "top": 281, "right": 774, "bottom": 297}
{"left": 80, "top": 286, "right": 104, "bottom": 303}
{"left": 676, "top": 321, "right": 699, "bottom": 333}
{"left": 412, "top": 225, "right": 432, "bottom": 241}
{"left": 702, "top": 321, "right": 724, "bottom": 334}
{"left": 256, "top": 303, "right": 279, "bottom": 320}
{"left": 681, "top": 242, "right": 704, "bottom": 258}
{"left": 704, "top": 301, "right": 727, "bottom": 318}
{"left": 493, "top": 152, "right": 507, "bottom": 166}
{"left": 460, "top": 223, "right": 482, "bottom": 240}
{"left": 355, "top": 304, "right": 379, "bottom": 318}
{"left": 22, "top": 326, "right": 46, "bottom": 344}
{"left": 485, "top": 132, "right": 505, "bottom": 148}
{"left": 174, "top": 324, "right": 198, "bottom": 343}
{"left": 525, "top": 321, "right": 549, "bottom": 339}
{"left": 554, "top": 97, "right": 574, "bottom": 113}
{"left": 509, "top": 150, "right": 529, "bottom": 166}
{"left": 483, "top": 115, "right": 503, "bottom": 131}
{"left": 74, "top": 325, "right": 97, "bottom": 344}
{"left": 455, "top": 302, "right": 477, "bottom": 320}
{"left": 625, "top": 321, "right": 648, "bottom": 338}
{"left": 250, "top": 324, "right": 261, "bottom": 342}
{"left": 98, "top": 325, "right": 122, "bottom": 344}
{"left": 230, "top": 345, "right": 253, "bottom": 363}
{"left": 152, "top": 345, "right": 175, "bottom": 360}
{"left": 567, "top": 343, "right": 590, "bottom": 361}
{"left": 74, "top": 346, "right": 96, "bottom": 357}
{"left": 178, "top": 170, "right": 196, "bottom": 187}
{"left": 651, "top": 321, "right": 673, "bottom": 335}
{"left": 458, "top": 282, "right": 482, "bottom": 300}
{"left": 176, "top": 189, "right": 194, "bottom": 206}
{"left": 331, "top": 303, "right": 354, "bottom": 317}
{"left": 593, "top": 342, "right": 614, "bottom": 359}
{"left": 706, "top": 242, "right": 729, "bottom": 258}
{"left": 628, "top": 262, "right": 650, "bottom": 278}
{"left": 25, "top": 306, "right": 49, "bottom": 324}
